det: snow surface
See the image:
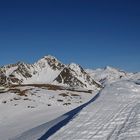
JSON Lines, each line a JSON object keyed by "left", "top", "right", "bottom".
{"left": 12, "top": 80, "right": 140, "bottom": 140}
{"left": 0, "top": 86, "right": 95, "bottom": 140}
{"left": 23, "top": 65, "right": 60, "bottom": 84}
{"left": 48, "top": 80, "right": 140, "bottom": 140}
{"left": 11, "top": 91, "right": 99, "bottom": 140}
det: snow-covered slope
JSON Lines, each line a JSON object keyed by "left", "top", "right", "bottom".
{"left": 0, "top": 85, "right": 98, "bottom": 140}
{"left": 86, "top": 66, "right": 131, "bottom": 85}
{"left": 49, "top": 80, "right": 140, "bottom": 140}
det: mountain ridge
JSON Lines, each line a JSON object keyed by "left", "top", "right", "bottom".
{"left": 0, "top": 55, "right": 101, "bottom": 90}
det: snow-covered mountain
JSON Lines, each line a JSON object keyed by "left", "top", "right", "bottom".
{"left": 0, "top": 56, "right": 65, "bottom": 86}
{"left": 0, "top": 55, "right": 101, "bottom": 90}
{"left": 86, "top": 66, "right": 132, "bottom": 85}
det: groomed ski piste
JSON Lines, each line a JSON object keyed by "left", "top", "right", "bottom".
{"left": 12, "top": 80, "right": 140, "bottom": 140}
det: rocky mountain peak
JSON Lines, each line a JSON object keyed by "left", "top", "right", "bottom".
{"left": 36, "top": 55, "right": 65, "bottom": 70}
{"left": 16, "top": 61, "right": 26, "bottom": 65}
{"left": 44, "top": 55, "right": 58, "bottom": 60}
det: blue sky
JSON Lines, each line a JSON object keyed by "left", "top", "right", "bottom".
{"left": 0, "top": 0, "right": 140, "bottom": 72}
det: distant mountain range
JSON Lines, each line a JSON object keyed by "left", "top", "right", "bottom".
{"left": 0, "top": 55, "right": 139, "bottom": 89}
{"left": 86, "top": 66, "right": 133, "bottom": 85}
{"left": 0, "top": 55, "right": 101, "bottom": 90}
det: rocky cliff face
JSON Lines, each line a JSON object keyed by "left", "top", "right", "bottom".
{"left": 53, "top": 67, "right": 87, "bottom": 88}
{"left": 53, "top": 63, "right": 101, "bottom": 89}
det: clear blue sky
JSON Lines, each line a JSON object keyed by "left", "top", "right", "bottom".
{"left": 0, "top": 0, "right": 140, "bottom": 72}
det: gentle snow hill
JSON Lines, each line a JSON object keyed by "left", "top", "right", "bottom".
{"left": 86, "top": 66, "right": 132, "bottom": 85}
{"left": 0, "top": 55, "right": 101, "bottom": 90}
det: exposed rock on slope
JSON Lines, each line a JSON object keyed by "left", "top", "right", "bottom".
{"left": 53, "top": 63, "right": 101, "bottom": 89}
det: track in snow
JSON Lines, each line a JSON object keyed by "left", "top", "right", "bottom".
{"left": 49, "top": 81, "right": 140, "bottom": 140}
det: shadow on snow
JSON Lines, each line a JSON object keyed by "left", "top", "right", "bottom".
{"left": 38, "top": 92, "right": 100, "bottom": 140}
